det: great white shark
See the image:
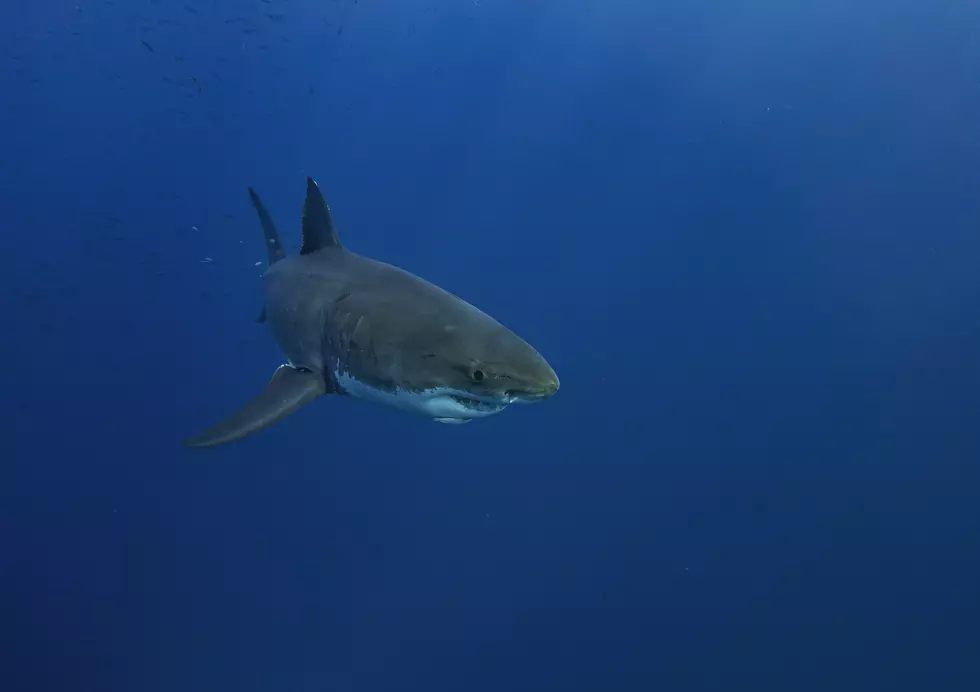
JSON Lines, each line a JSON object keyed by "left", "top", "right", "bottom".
{"left": 183, "top": 177, "right": 560, "bottom": 448}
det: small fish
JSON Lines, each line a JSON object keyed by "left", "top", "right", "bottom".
{"left": 140, "top": 39, "right": 154, "bottom": 53}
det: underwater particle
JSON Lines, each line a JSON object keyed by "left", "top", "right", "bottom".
{"left": 254, "top": 261, "right": 262, "bottom": 266}
{"left": 200, "top": 257, "right": 213, "bottom": 264}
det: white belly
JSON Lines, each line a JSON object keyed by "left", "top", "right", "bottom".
{"left": 334, "top": 370, "right": 507, "bottom": 421}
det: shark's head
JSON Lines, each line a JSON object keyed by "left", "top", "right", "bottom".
{"left": 376, "top": 304, "right": 559, "bottom": 423}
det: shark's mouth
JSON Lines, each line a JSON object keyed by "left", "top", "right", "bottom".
{"left": 449, "top": 394, "right": 508, "bottom": 413}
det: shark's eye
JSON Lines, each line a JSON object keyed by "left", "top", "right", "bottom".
{"left": 471, "top": 369, "right": 485, "bottom": 383}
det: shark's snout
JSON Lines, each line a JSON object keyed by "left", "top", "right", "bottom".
{"left": 544, "top": 373, "right": 560, "bottom": 396}
{"left": 513, "top": 364, "right": 559, "bottom": 402}
{"left": 537, "top": 371, "right": 561, "bottom": 398}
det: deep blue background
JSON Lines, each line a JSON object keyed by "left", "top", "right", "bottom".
{"left": 2, "top": 1, "right": 979, "bottom": 690}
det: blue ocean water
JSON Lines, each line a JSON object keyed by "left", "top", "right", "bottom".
{"left": 2, "top": 1, "right": 979, "bottom": 690}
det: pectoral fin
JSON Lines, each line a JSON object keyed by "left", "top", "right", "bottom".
{"left": 183, "top": 365, "right": 327, "bottom": 448}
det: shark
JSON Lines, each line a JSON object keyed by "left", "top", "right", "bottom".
{"left": 183, "top": 177, "right": 560, "bottom": 448}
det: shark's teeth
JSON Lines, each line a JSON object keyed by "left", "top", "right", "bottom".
{"left": 449, "top": 394, "right": 505, "bottom": 413}
{"left": 334, "top": 369, "right": 509, "bottom": 421}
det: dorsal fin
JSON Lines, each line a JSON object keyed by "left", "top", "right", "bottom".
{"left": 301, "top": 176, "right": 342, "bottom": 254}
{"left": 248, "top": 187, "right": 286, "bottom": 265}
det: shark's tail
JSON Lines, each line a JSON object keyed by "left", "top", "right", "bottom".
{"left": 248, "top": 187, "right": 286, "bottom": 266}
